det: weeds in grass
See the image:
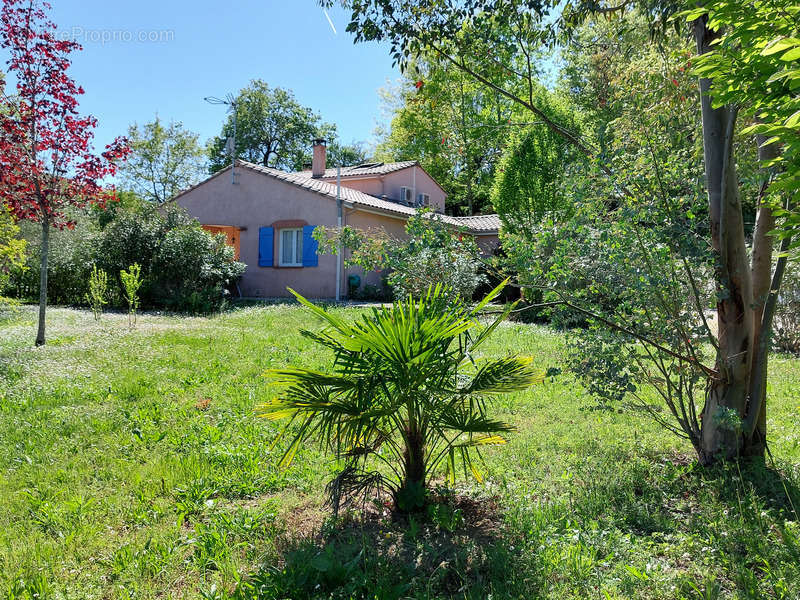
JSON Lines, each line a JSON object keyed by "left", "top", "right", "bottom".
{"left": 0, "top": 305, "right": 799, "bottom": 598}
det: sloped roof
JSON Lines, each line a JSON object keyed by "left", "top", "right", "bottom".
{"left": 446, "top": 214, "right": 502, "bottom": 233}
{"left": 295, "top": 160, "right": 419, "bottom": 179}
{"left": 172, "top": 160, "right": 500, "bottom": 234}
{"left": 237, "top": 160, "right": 419, "bottom": 218}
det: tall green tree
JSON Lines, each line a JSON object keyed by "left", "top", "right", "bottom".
{"left": 326, "top": 0, "right": 797, "bottom": 464}
{"left": 377, "top": 56, "right": 517, "bottom": 214}
{"left": 208, "top": 80, "right": 368, "bottom": 173}
{"left": 687, "top": 0, "right": 800, "bottom": 458}
{"left": 327, "top": 138, "right": 370, "bottom": 168}
{"left": 491, "top": 94, "right": 580, "bottom": 237}
{"left": 120, "top": 116, "right": 205, "bottom": 203}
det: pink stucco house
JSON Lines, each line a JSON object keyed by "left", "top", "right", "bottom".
{"left": 172, "top": 139, "right": 501, "bottom": 299}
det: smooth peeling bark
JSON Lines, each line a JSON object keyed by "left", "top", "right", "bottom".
{"left": 744, "top": 135, "right": 781, "bottom": 457}
{"left": 694, "top": 17, "right": 754, "bottom": 463}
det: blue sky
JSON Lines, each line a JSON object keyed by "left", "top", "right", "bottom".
{"left": 32, "top": 1, "right": 401, "bottom": 156}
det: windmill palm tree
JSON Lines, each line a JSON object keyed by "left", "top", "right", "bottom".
{"left": 258, "top": 281, "right": 541, "bottom": 513}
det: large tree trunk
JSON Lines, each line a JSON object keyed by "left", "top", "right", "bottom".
{"left": 35, "top": 217, "right": 49, "bottom": 346}
{"left": 744, "top": 133, "right": 780, "bottom": 457}
{"left": 694, "top": 18, "right": 754, "bottom": 464}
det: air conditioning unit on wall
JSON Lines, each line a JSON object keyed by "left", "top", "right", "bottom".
{"left": 399, "top": 186, "right": 413, "bottom": 205}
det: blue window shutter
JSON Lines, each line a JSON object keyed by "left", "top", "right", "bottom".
{"left": 258, "top": 227, "right": 274, "bottom": 267}
{"left": 302, "top": 225, "right": 318, "bottom": 267}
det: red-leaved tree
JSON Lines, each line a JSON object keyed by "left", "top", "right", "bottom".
{"left": 0, "top": 0, "right": 128, "bottom": 345}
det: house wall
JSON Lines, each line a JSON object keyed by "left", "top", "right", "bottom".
{"left": 381, "top": 167, "right": 446, "bottom": 213}
{"left": 176, "top": 168, "right": 340, "bottom": 298}
{"left": 331, "top": 177, "right": 384, "bottom": 198}
{"left": 342, "top": 208, "right": 408, "bottom": 292}
{"left": 322, "top": 166, "right": 447, "bottom": 213}
{"left": 176, "top": 166, "right": 498, "bottom": 299}
{"left": 475, "top": 234, "right": 501, "bottom": 255}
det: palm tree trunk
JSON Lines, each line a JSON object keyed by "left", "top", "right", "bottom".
{"left": 397, "top": 426, "right": 426, "bottom": 511}
{"left": 35, "top": 217, "right": 49, "bottom": 346}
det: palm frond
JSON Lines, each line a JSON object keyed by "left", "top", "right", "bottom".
{"left": 325, "top": 465, "right": 388, "bottom": 517}
{"left": 470, "top": 277, "right": 510, "bottom": 316}
{"left": 460, "top": 357, "right": 544, "bottom": 395}
{"left": 434, "top": 405, "right": 516, "bottom": 434}
{"left": 451, "top": 434, "right": 508, "bottom": 447}
{"left": 264, "top": 282, "right": 541, "bottom": 512}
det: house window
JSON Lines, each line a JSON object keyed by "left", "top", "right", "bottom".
{"left": 279, "top": 228, "right": 303, "bottom": 267}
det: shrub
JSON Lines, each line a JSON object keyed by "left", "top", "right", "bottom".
{"left": 150, "top": 226, "right": 245, "bottom": 312}
{"left": 0, "top": 204, "right": 25, "bottom": 292}
{"left": 120, "top": 263, "right": 143, "bottom": 328}
{"left": 258, "top": 282, "right": 542, "bottom": 514}
{"left": 8, "top": 217, "right": 93, "bottom": 304}
{"left": 774, "top": 261, "right": 800, "bottom": 354}
{"left": 85, "top": 265, "right": 109, "bottom": 321}
{"left": 6, "top": 201, "right": 246, "bottom": 313}
{"left": 315, "top": 211, "right": 486, "bottom": 303}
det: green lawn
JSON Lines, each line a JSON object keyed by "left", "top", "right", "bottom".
{"left": 1, "top": 304, "right": 799, "bottom": 599}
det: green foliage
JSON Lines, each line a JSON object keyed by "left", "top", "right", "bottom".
{"left": 376, "top": 55, "right": 518, "bottom": 215}
{"left": 84, "top": 265, "right": 109, "bottom": 321}
{"left": 8, "top": 215, "right": 95, "bottom": 305}
{"left": 774, "top": 256, "right": 800, "bottom": 354}
{"left": 315, "top": 211, "right": 487, "bottom": 303}
{"left": 327, "top": 139, "right": 369, "bottom": 168}
{"left": 120, "top": 116, "right": 206, "bottom": 203}
{"left": 687, "top": 0, "right": 800, "bottom": 243}
{"left": 491, "top": 99, "right": 581, "bottom": 236}
{"left": 7, "top": 202, "right": 245, "bottom": 313}
{"left": 150, "top": 225, "right": 245, "bottom": 313}
{"left": 565, "top": 328, "right": 636, "bottom": 408}
{"left": 207, "top": 80, "right": 367, "bottom": 173}
{"left": 0, "top": 204, "right": 25, "bottom": 291}
{"left": 94, "top": 205, "right": 245, "bottom": 313}
{"left": 120, "top": 263, "right": 142, "bottom": 328}
{"left": 258, "top": 282, "right": 542, "bottom": 512}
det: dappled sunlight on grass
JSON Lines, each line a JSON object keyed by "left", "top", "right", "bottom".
{"left": 1, "top": 305, "right": 798, "bottom": 598}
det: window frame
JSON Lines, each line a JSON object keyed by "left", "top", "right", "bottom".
{"left": 278, "top": 227, "right": 303, "bottom": 267}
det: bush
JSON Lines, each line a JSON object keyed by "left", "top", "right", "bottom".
{"left": 150, "top": 226, "right": 244, "bottom": 312}
{"left": 0, "top": 204, "right": 25, "bottom": 292}
{"left": 315, "top": 211, "right": 486, "bottom": 304}
{"left": 774, "top": 261, "right": 800, "bottom": 354}
{"left": 6, "top": 201, "right": 245, "bottom": 313}
{"left": 7, "top": 217, "right": 94, "bottom": 304}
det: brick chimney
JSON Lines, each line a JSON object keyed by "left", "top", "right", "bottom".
{"left": 312, "top": 138, "right": 327, "bottom": 178}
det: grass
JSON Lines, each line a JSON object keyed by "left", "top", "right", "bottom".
{"left": 0, "top": 303, "right": 799, "bottom": 599}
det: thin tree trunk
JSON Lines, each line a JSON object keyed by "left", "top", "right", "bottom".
{"left": 694, "top": 17, "right": 753, "bottom": 464}
{"left": 35, "top": 217, "right": 49, "bottom": 346}
{"left": 397, "top": 426, "right": 426, "bottom": 511}
{"left": 744, "top": 133, "right": 780, "bottom": 457}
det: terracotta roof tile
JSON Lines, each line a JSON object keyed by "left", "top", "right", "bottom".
{"left": 295, "top": 161, "right": 419, "bottom": 179}
{"left": 176, "top": 160, "right": 500, "bottom": 235}
{"left": 445, "top": 214, "right": 502, "bottom": 233}
{"left": 238, "top": 160, "right": 419, "bottom": 217}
